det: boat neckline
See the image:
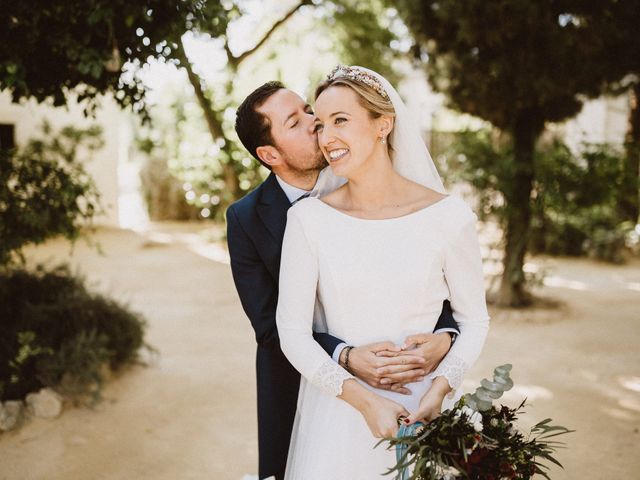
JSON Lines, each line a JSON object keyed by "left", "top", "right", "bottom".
{"left": 311, "top": 194, "right": 453, "bottom": 222}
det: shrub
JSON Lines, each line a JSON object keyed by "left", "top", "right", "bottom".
{"left": 444, "top": 129, "right": 634, "bottom": 262}
{"left": 531, "top": 140, "right": 633, "bottom": 262}
{"left": 0, "top": 122, "right": 102, "bottom": 266}
{"left": 0, "top": 265, "right": 150, "bottom": 404}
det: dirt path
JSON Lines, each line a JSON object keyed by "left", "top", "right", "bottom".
{"left": 0, "top": 226, "right": 638, "bottom": 479}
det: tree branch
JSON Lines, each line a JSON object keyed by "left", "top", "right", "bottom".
{"left": 230, "top": 0, "right": 312, "bottom": 67}
{"left": 176, "top": 38, "right": 225, "bottom": 140}
{"left": 223, "top": 36, "right": 234, "bottom": 66}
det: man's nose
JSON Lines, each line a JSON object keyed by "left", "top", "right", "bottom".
{"left": 305, "top": 116, "right": 317, "bottom": 133}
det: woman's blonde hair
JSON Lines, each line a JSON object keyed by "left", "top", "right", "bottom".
{"left": 315, "top": 77, "right": 396, "bottom": 149}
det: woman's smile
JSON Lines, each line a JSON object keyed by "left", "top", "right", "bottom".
{"left": 327, "top": 148, "right": 349, "bottom": 162}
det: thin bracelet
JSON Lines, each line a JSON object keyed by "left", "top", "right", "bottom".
{"left": 344, "top": 346, "right": 354, "bottom": 374}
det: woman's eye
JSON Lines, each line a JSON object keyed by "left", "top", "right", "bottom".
{"left": 290, "top": 121, "right": 298, "bottom": 128}
{"left": 313, "top": 124, "right": 323, "bottom": 132}
{"left": 335, "top": 117, "right": 346, "bottom": 125}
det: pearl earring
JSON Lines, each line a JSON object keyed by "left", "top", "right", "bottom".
{"left": 379, "top": 137, "right": 387, "bottom": 145}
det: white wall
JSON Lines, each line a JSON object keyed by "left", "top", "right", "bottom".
{"left": 559, "top": 94, "right": 629, "bottom": 150}
{"left": 0, "top": 91, "right": 125, "bottom": 226}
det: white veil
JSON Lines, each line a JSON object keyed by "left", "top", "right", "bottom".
{"left": 353, "top": 66, "right": 446, "bottom": 194}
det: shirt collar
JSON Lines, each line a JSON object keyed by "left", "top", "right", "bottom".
{"left": 276, "top": 168, "right": 348, "bottom": 205}
{"left": 275, "top": 175, "right": 310, "bottom": 204}
{"left": 275, "top": 168, "right": 332, "bottom": 204}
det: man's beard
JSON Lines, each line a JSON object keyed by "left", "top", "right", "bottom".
{"left": 311, "top": 149, "right": 329, "bottom": 170}
{"left": 284, "top": 149, "right": 327, "bottom": 176}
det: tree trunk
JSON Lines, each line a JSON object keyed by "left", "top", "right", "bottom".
{"left": 494, "top": 113, "right": 540, "bottom": 307}
{"left": 620, "top": 81, "right": 640, "bottom": 224}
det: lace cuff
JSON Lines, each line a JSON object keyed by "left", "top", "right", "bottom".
{"left": 429, "top": 354, "right": 467, "bottom": 397}
{"left": 310, "top": 358, "right": 354, "bottom": 397}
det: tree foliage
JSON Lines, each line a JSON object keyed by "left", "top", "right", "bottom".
{"left": 532, "top": 140, "right": 633, "bottom": 263}
{"left": 0, "top": 123, "right": 102, "bottom": 266}
{"left": 320, "top": 0, "right": 399, "bottom": 82}
{"left": 398, "top": 2, "right": 599, "bottom": 129}
{"left": 0, "top": 0, "right": 230, "bottom": 116}
{"left": 595, "top": 0, "right": 640, "bottom": 224}
{"left": 392, "top": 0, "right": 635, "bottom": 306}
{"left": 586, "top": 0, "right": 640, "bottom": 86}
{"left": 448, "top": 130, "right": 634, "bottom": 265}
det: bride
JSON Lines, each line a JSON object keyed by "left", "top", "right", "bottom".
{"left": 276, "top": 66, "right": 490, "bottom": 479}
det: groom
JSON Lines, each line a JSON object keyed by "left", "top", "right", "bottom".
{"left": 227, "top": 81, "right": 460, "bottom": 480}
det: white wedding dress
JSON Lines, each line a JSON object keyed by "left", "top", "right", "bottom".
{"left": 276, "top": 195, "right": 490, "bottom": 480}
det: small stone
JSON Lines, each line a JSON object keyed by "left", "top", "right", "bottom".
{"left": 26, "top": 388, "right": 63, "bottom": 419}
{"left": 0, "top": 400, "right": 24, "bottom": 431}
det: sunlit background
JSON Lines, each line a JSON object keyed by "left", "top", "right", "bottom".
{"left": 0, "top": 1, "right": 638, "bottom": 479}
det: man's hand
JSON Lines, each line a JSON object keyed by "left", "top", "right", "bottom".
{"left": 394, "top": 332, "right": 452, "bottom": 374}
{"left": 340, "top": 342, "right": 426, "bottom": 395}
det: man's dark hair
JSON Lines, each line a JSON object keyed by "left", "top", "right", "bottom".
{"left": 235, "top": 81, "right": 285, "bottom": 169}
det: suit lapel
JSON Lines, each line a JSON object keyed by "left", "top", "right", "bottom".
{"left": 257, "top": 173, "right": 291, "bottom": 244}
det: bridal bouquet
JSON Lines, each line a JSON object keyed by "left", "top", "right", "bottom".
{"left": 384, "top": 365, "right": 572, "bottom": 480}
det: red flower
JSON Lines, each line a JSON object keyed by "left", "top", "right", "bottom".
{"left": 467, "top": 448, "right": 490, "bottom": 465}
{"left": 500, "top": 462, "right": 516, "bottom": 478}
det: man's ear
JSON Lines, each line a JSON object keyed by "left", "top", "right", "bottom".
{"left": 256, "top": 145, "right": 282, "bottom": 169}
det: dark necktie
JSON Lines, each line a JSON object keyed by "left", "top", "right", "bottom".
{"left": 292, "top": 192, "right": 311, "bottom": 205}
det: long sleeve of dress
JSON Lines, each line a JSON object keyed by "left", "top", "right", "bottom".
{"left": 276, "top": 208, "right": 354, "bottom": 397}
{"left": 429, "top": 208, "right": 490, "bottom": 393}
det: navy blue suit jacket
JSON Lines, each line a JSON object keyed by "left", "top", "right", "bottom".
{"left": 226, "top": 173, "right": 458, "bottom": 479}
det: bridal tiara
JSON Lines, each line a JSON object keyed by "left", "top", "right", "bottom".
{"left": 326, "top": 65, "right": 390, "bottom": 100}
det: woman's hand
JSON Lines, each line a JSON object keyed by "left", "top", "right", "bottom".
{"left": 339, "top": 378, "right": 409, "bottom": 437}
{"left": 405, "top": 376, "right": 451, "bottom": 425}
{"left": 360, "top": 393, "right": 410, "bottom": 438}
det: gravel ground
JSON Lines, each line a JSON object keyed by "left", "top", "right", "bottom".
{"left": 0, "top": 225, "right": 638, "bottom": 480}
